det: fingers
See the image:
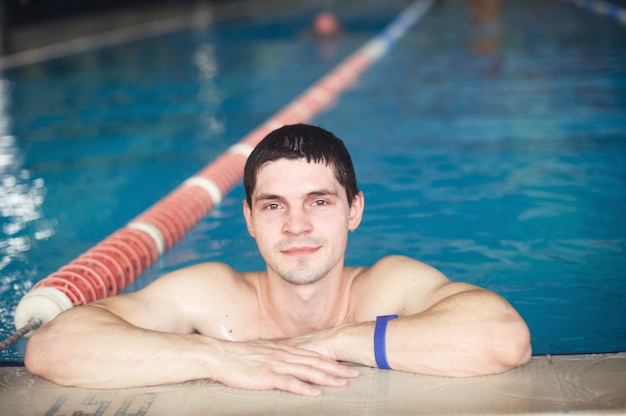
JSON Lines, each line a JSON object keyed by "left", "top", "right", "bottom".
{"left": 213, "top": 341, "right": 360, "bottom": 396}
{"left": 266, "top": 362, "right": 354, "bottom": 396}
{"left": 272, "top": 341, "right": 361, "bottom": 379}
{"left": 269, "top": 344, "right": 360, "bottom": 385}
{"left": 277, "top": 358, "right": 354, "bottom": 386}
{"left": 274, "top": 376, "right": 323, "bottom": 396}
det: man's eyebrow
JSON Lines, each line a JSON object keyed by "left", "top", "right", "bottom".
{"left": 254, "top": 189, "right": 339, "bottom": 202}
{"left": 254, "top": 193, "right": 282, "bottom": 202}
{"left": 307, "top": 189, "right": 339, "bottom": 198}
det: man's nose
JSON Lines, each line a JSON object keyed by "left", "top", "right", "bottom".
{"left": 282, "top": 206, "right": 312, "bottom": 235}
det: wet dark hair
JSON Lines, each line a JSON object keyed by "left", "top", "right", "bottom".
{"left": 244, "top": 124, "right": 359, "bottom": 207}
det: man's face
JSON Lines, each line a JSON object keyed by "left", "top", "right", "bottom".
{"left": 243, "top": 158, "right": 363, "bottom": 285}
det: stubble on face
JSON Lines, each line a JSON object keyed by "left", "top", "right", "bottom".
{"left": 271, "top": 236, "right": 339, "bottom": 285}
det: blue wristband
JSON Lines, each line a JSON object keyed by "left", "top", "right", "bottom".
{"left": 374, "top": 314, "right": 398, "bottom": 370}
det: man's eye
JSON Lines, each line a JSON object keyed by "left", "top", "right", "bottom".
{"left": 313, "top": 200, "right": 328, "bottom": 206}
{"left": 266, "top": 203, "right": 280, "bottom": 210}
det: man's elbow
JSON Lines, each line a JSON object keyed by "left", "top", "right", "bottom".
{"left": 494, "top": 317, "right": 532, "bottom": 372}
{"left": 24, "top": 329, "right": 71, "bottom": 386}
{"left": 24, "top": 331, "right": 51, "bottom": 378}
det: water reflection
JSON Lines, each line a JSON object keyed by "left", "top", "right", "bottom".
{"left": 0, "top": 78, "right": 55, "bottom": 302}
{"left": 0, "top": 76, "right": 55, "bottom": 357}
{"left": 193, "top": 42, "right": 226, "bottom": 139}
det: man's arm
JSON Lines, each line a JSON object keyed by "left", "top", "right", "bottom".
{"left": 285, "top": 256, "right": 532, "bottom": 376}
{"left": 25, "top": 302, "right": 214, "bottom": 387}
{"left": 24, "top": 263, "right": 358, "bottom": 395}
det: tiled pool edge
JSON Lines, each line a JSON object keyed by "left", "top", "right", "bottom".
{"left": 1, "top": 353, "right": 625, "bottom": 415}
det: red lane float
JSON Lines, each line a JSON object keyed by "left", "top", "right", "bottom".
{"left": 13, "top": 0, "right": 437, "bottom": 334}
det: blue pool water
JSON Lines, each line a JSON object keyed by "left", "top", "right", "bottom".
{"left": 1, "top": 0, "right": 625, "bottom": 361}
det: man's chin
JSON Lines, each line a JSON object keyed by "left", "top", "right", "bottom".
{"left": 278, "top": 269, "right": 325, "bottom": 286}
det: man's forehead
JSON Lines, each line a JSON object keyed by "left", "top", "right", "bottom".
{"left": 253, "top": 159, "right": 341, "bottom": 194}
{"left": 256, "top": 158, "right": 333, "bottom": 175}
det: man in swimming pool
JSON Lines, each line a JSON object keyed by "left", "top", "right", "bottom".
{"left": 24, "top": 124, "right": 531, "bottom": 396}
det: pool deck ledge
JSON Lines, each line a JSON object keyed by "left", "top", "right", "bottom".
{"left": 1, "top": 353, "right": 625, "bottom": 415}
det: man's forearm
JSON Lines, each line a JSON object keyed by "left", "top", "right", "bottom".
{"left": 305, "top": 289, "right": 531, "bottom": 376}
{"left": 25, "top": 306, "right": 359, "bottom": 394}
{"left": 385, "top": 291, "right": 531, "bottom": 376}
{"left": 25, "top": 306, "right": 213, "bottom": 388}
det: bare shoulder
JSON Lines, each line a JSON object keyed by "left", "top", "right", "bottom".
{"left": 351, "top": 255, "right": 474, "bottom": 318}
{"left": 121, "top": 262, "right": 246, "bottom": 303}
{"left": 366, "top": 255, "right": 448, "bottom": 286}
{"left": 368, "top": 254, "right": 437, "bottom": 273}
{"left": 93, "top": 262, "right": 254, "bottom": 335}
{"left": 144, "top": 262, "right": 244, "bottom": 290}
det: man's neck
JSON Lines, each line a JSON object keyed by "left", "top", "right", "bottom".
{"left": 257, "top": 267, "right": 353, "bottom": 338}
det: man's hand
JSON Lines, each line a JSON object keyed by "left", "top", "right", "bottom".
{"left": 277, "top": 322, "right": 375, "bottom": 369}
{"left": 210, "top": 339, "right": 360, "bottom": 396}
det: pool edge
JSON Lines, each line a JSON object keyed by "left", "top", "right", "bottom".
{"left": 1, "top": 352, "right": 625, "bottom": 415}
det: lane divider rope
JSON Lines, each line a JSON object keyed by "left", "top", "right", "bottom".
{"left": 562, "top": 0, "right": 626, "bottom": 25}
{"left": 9, "top": 0, "right": 436, "bottom": 340}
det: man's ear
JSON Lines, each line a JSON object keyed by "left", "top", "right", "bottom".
{"left": 243, "top": 199, "right": 256, "bottom": 238}
{"left": 348, "top": 191, "right": 364, "bottom": 232}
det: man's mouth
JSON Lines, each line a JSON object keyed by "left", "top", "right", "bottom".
{"left": 281, "top": 246, "right": 320, "bottom": 256}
